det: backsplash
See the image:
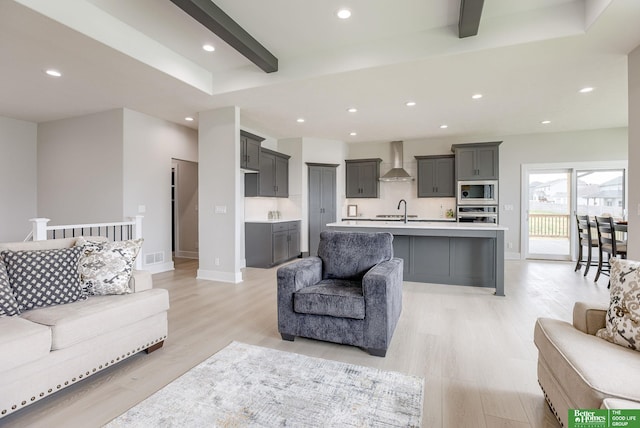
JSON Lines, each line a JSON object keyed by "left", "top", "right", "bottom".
{"left": 245, "top": 196, "right": 301, "bottom": 221}
{"left": 343, "top": 179, "right": 456, "bottom": 219}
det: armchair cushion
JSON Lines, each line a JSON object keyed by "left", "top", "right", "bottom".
{"left": 318, "top": 231, "right": 393, "bottom": 280}
{"left": 294, "top": 279, "right": 364, "bottom": 319}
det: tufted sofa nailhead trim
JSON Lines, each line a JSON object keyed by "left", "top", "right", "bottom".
{"left": 538, "top": 380, "right": 564, "bottom": 427}
{"left": 1, "top": 336, "right": 166, "bottom": 417}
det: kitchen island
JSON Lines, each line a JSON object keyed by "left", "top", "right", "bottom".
{"left": 327, "top": 221, "right": 507, "bottom": 296}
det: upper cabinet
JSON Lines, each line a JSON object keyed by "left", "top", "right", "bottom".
{"left": 240, "top": 130, "right": 264, "bottom": 171}
{"left": 451, "top": 142, "right": 501, "bottom": 180}
{"left": 245, "top": 148, "right": 290, "bottom": 198}
{"left": 345, "top": 159, "right": 382, "bottom": 198}
{"left": 415, "top": 155, "right": 455, "bottom": 198}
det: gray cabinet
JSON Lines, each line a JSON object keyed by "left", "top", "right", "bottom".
{"left": 451, "top": 142, "right": 501, "bottom": 180}
{"left": 415, "top": 155, "right": 455, "bottom": 197}
{"left": 245, "top": 221, "right": 301, "bottom": 268}
{"left": 345, "top": 159, "right": 381, "bottom": 198}
{"left": 308, "top": 164, "right": 337, "bottom": 256}
{"left": 245, "top": 148, "right": 290, "bottom": 198}
{"left": 240, "top": 130, "right": 263, "bottom": 171}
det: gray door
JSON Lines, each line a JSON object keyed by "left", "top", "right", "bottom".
{"left": 308, "top": 164, "right": 337, "bottom": 257}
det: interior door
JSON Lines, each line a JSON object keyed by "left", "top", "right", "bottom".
{"left": 308, "top": 165, "right": 336, "bottom": 256}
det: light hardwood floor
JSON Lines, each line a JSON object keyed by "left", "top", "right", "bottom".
{"left": 2, "top": 258, "right": 612, "bottom": 428}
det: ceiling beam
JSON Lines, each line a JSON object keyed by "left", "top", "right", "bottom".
{"left": 458, "top": 0, "right": 485, "bottom": 38}
{"left": 170, "top": 0, "right": 278, "bottom": 73}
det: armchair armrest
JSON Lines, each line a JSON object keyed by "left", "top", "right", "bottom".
{"left": 573, "top": 301, "right": 609, "bottom": 335}
{"left": 277, "top": 257, "right": 322, "bottom": 294}
{"left": 130, "top": 270, "right": 153, "bottom": 292}
{"left": 276, "top": 257, "right": 322, "bottom": 336}
{"left": 362, "top": 258, "right": 404, "bottom": 353}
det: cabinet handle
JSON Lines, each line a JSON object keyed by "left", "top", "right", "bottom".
{"left": 247, "top": 155, "right": 250, "bottom": 163}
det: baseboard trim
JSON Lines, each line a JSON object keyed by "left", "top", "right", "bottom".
{"left": 197, "top": 269, "right": 243, "bottom": 283}
{"left": 175, "top": 250, "right": 198, "bottom": 259}
{"left": 505, "top": 252, "right": 521, "bottom": 260}
{"left": 145, "top": 261, "right": 174, "bottom": 274}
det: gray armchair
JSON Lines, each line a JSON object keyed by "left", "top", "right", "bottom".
{"left": 277, "top": 231, "right": 403, "bottom": 357}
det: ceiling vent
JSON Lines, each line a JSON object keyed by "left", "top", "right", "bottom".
{"left": 379, "top": 141, "right": 414, "bottom": 182}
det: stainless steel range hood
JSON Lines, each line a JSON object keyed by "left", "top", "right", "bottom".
{"left": 379, "top": 140, "right": 414, "bottom": 182}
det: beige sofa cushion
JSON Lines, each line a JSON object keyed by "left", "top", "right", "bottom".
{"left": 601, "top": 398, "right": 640, "bottom": 409}
{"left": 76, "top": 237, "right": 143, "bottom": 295}
{"left": 535, "top": 317, "right": 640, "bottom": 408}
{"left": 20, "top": 288, "right": 169, "bottom": 350}
{"left": 0, "top": 316, "right": 51, "bottom": 372}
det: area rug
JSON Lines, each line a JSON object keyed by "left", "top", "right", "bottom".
{"left": 106, "top": 341, "right": 424, "bottom": 427}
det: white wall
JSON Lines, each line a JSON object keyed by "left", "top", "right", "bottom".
{"left": 37, "top": 110, "right": 123, "bottom": 224}
{"left": 500, "top": 128, "right": 627, "bottom": 257}
{"left": 0, "top": 116, "right": 37, "bottom": 242}
{"left": 198, "top": 107, "right": 243, "bottom": 282}
{"left": 122, "top": 109, "right": 198, "bottom": 273}
{"left": 628, "top": 45, "right": 640, "bottom": 259}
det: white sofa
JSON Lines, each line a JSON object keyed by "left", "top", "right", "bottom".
{"left": 534, "top": 301, "right": 640, "bottom": 427}
{"left": 0, "top": 238, "right": 169, "bottom": 419}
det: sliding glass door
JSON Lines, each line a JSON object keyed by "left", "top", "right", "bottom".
{"left": 526, "top": 170, "right": 572, "bottom": 260}
{"left": 576, "top": 170, "right": 626, "bottom": 219}
{"left": 523, "top": 165, "right": 626, "bottom": 261}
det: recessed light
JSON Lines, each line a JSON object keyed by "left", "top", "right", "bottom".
{"left": 296, "top": 118, "right": 305, "bottom": 123}
{"left": 579, "top": 87, "right": 594, "bottom": 93}
{"left": 347, "top": 107, "right": 358, "bottom": 113}
{"left": 350, "top": 132, "right": 357, "bottom": 136}
{"left": 471, "top": 94, "right": 483, "bottom": 99}
{"left": 541, "top": 120, "right": 551, "bottom": 124}
{"left": 337, "top": 8, "right": 351, "bottom": 19}
{"left": 185, "top": 117, "right": 194, "bottom": 122}
{"left": 405, "top": 101, "right": 416, "bottom": 107}
{"left": 202, "top": 44, "right": 215, "bottom": 52}
{"left": 440, "top": 124, "right": 448, "bottom": 129}
{"left": 45, "top": 69, "right": 62, "bottom": 77}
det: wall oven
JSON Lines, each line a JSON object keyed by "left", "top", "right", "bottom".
{"left": 457, "top": 206, "right": 498, "bottom": 224}
{"left": 457, "top": 180, "right": 498, "bottom": 205}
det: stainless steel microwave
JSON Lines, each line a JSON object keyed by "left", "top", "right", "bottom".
{"left": 457, "top": 180, "right": 498, "bottom": 205}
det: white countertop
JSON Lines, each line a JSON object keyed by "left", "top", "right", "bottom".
{"left": 344, "top": 217, "right": 456, "bottom": 222}
{"left": 245, "top": 218, "right": 301, "bottom": 223}
{"left": 327, "top": 220, "right": 508, "bottom": 231}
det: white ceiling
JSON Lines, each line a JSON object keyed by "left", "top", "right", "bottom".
{"left": 1, "top": 0, "right": 640, "bottom": 144}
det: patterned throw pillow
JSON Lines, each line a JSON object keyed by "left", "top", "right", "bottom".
{"left": 0, "top": 259, "right": 21, "bottom": 317}
{"left": 596, "top": 258, "right": 640, "bottom": 351}
{"left": 76, "top": 238, "right": 143, "bottom": 295}
{"left": 1, "top": 247, "right": 86, "bottom": 312}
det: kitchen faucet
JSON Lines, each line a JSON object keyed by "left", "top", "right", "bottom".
{"left": 397, "top": 199, "right": 408, "bottom": 223}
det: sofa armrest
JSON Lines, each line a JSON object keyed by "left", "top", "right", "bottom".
{"left": 130, "top": 270, "right": 153, "bottom": 292}
{"left": 573, "top": 301, "right": 609, "bottom": 335}
{"left": 362, "top": 258, "right": 404, "bottom": 352}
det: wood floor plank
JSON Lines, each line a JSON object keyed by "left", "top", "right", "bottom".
{"left": 1, "top": 258, "right": 610, "bottom": 427}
